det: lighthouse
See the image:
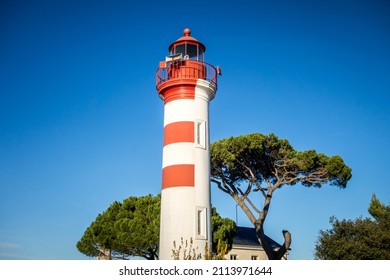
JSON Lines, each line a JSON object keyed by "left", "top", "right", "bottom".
{"left": 156, "top": 28, "right": 219, "bottom": 259}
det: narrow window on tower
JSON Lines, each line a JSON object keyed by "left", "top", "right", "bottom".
{"left": 195, "top": 119, "right": 206, "bottom": 149}
{"left": 195, "top": 207, "right": 207, "bottom": 239}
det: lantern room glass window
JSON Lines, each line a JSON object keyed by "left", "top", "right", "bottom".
{"left": 198, "top": 49, "right": 204, "bottom": 61}
{"left": 173, "top": 43, "right": 204, "bottom": 61}
{"left": 187, "top": 44, "right": 197, "bottom": 59}
{"left": 174, "top": 44, "right": 185, "bottom": 57}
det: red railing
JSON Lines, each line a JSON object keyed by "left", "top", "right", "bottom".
{"left": 156, "top": 60, "right": 218, "bottom": 89}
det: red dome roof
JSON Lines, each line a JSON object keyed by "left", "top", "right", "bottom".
{"left": 168, "top": 28, "right": 206, "bottom": 52}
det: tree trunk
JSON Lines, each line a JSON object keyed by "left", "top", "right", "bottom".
{"left": 255, "top": 221, "right": 291, "bottom": 260}
{"left": 232, "top": 187, "right": 292, "bottom": 260}
{"left": 97, "top": 247, "right": 112, "bottom": 260}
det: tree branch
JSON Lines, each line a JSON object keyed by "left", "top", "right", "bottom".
{"left": 264, "top": 178, "right": 273, "bottom": 190}
{"left": 211, "top": 178, "right": 232, "bottom": 196}
{"left": 275, "top": 230, "right": 292, "bottom": 260}
{"left": 233, "top": 194, "right": 257, "bottom": 225}
{"left": 237, "top": 162, "right": 255, "bottom": 196}
{"left": 241, "top": 162, "right": 268, "bottom": 199}
{"left": 243, "top": 195, "right": 262, "bottom": 216}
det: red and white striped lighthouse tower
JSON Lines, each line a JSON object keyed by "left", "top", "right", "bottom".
{"left": 156, "top": 28, "right": 219, "bottom": 259}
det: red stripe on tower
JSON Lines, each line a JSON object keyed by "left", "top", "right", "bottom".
{"left": 162, "top": 164, "right": 195, "bottom": 189}
{"left": 163, "top": 121, "right": 194, "bottom": 146}
{"left": 159, "top": 83, "right": 196, "bottom": 104}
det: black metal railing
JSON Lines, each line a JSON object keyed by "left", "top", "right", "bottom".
{"left": 156, "top": 60, "right": 218, "bottom": 89}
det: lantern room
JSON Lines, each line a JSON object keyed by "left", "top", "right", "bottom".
{"left": 156, "top": 28, "right": 219, "bottom": 95}
{"left": 168, "top": 28, "right": 205, "bottom": 61}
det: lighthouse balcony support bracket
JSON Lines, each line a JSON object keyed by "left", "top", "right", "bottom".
{"left": 156, "top": 60, "right": 218, "bottom": 89}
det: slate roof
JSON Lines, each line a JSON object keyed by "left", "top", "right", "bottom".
{"left": 233, "top": 226, "right": 282, "bottom": 249}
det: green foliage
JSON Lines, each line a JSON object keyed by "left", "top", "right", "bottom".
{"left": 368, "top": 194, "right": 390, "bottom": 227}
{"left": 314, "top": 194, "right": 390, "bottom": 260}
{"left": 77, "top": 195, "right": 235, "bottom": 260}
{"left": 210, "top": 133, "right": 352, "bottom": 260}
{"left": 77, "top": 194, "right": 160, "bottom": 260}
{"left": 76, "top": 226, "right": 99, "bottom": 258}
{"left": 114, "top": 194, "right": 160, "bottom": 259}
{"left": 211, "top": 207, "right": 236, "bottom": 252}
{"left": 210, "top": 133, "right": 352, "bottom": 189}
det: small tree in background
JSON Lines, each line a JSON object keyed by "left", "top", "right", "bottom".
{"left": 315, "top": 194, "right": 390, "bottom": 259}
{"left": 211, "top": 207, "right": 236, "bottom": 253}
{"left": 77, "top": 194, "right": 160, "bottom": 260}
{"left": 76, "top": 201, "right": 122, "bottom": 259}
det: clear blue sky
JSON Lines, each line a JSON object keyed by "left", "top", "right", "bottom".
{"left": 0, "top": 0, "right": 389, "bottom": 260}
